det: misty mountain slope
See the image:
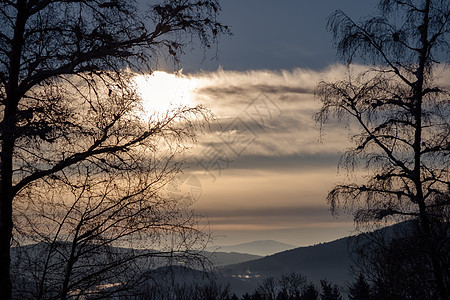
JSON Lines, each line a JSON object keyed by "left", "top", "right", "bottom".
{"left": 207, "top": 240, "right": 296, "bottom": 256}
{"left": 10, "top": 242, "right": 261, "bottom": 271}
{"left": 218, "top": 221, "right": 418, "bottom": 292}
{"left": 207, "top": 251, "right": 262, "bottom": 266}
{"left": 220, "top": 236, "right": 355, "bottom": 288}
{"left": 12, "top": 222, "right": 416, "bottom": 297}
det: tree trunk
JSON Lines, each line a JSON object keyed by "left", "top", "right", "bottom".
{"left": 0, "top": 2, "right": 27, "bottom": 298}
{"left": 0, "top": 96, "right": 20, "bottom": 300}
{"left": 414, "top": 2, "right": 448, "bottom": 298}
{"left": 0, "top": 150, "right": 14, "bottom": 300}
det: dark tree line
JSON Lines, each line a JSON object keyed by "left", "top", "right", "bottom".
{"left": 123, "top": 271, "right": 342, "bottom": 300}
{"left": 241, "top": 273, "right": 340, "bottom": 300}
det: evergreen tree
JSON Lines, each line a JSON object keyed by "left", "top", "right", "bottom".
{"left": 301, "top": 283, "right": 319, "bottom": 300}
{"left": 348, "top": 273, "right": 371, "bottom": 300}
{"left": 320, "top": 280, "right": 342, "bottom": 300}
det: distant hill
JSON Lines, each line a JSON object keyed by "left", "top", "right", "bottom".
{"left": 218, "top": 221, "right": 419, "bottom": 295}
{"left": 11, "top": 242, "right": 261, "bottom": 269}
{"left": 207, "top": 240, "right": 296, "bottom": 256}
{"left": 12, "top": 222, "right": 415, "bottom": 297}
{"left": 219, "top": 236, "right": 355, "bottom": 291}
{"left": 206, "top": 251, "right": 261, "bottom": 266}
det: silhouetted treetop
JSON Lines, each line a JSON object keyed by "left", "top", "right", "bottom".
{"left": 0, "top": 0, "right": 228, "bottom": 93}
{"left": 328, "top": 0, "right": 449, "bottom": 67}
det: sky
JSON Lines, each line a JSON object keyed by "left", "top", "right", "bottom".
{"left": 140, "top": 1, "right": 384, "bottom": 247}
{"left": 177, "top": 0, "right": 379, "bottom": 72}
{"left": 173, "top": 67, "right": 360, "bottom": 247}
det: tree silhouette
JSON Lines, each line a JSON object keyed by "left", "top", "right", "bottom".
{"left": 315, "top": 1, "right": 449, "bottom": 298}
{"left": 0, "top": 1, "right": 228, "bottom": 299}
{"left": 251, "top": 274, "right": 319, "bottom": 300}
{"left": 351, "top": 220, "right": 445, "bottom": 299}
{"left": 301, "top": 283, "right": 319, "bottom": 300}
{"left": 320, "top": 280, "right": 342, "bottom": 300}
{"left": 348, "top": 273, "right": 371, "bottom": 300}
{"left": 279, "top": 272, "right": 307, "bottom": 299}
{"left": 257, "top": 277, "right": 278, "bottom": 300}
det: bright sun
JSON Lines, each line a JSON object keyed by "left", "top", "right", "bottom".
{"left": 133, "top": 71, "right": 199, "bottom": 115}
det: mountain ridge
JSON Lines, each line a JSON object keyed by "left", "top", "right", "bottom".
{"left": 219, "top": 236, "right": 354, "bottom": 290}
{"left": 207, "top": 240, "right": 296, "bottom": 256}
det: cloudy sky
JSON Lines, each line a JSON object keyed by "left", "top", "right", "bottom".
{"left": 182, "top": 66, "right": 358, "bottom": 246}
{"left": 140, "top": 1, "right": 382, "bottom": 247}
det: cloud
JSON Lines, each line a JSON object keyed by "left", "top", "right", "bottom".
{"left": 199, "top": 205, "right": 344, "bottom": 227}
{"left": 182, "top": 65, "right": 355, "bottom": 166}
{"left": 184, "top": 64, "right": 450, "bottom": 165}
{"left": 198, "top": 84, "right": 312, "bottom": 97}
{"left": 196, "top": 203, "right": 354, "bottom": 246}
{"left": 174, "top": 64, "right": 450, "bottom": 246}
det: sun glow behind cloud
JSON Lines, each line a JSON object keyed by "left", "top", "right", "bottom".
{"left": 134, "top": 71, "right": 199, "bottom": 115}
{"left": 131, "top": 66, "right": 358, "bottom": 245}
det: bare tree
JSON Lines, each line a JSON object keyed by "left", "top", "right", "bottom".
{"left": 11, "top": 101, "right": 211, "bottom": 299}
{"left": 315, "top": 0, "right": 449, "bottom": 299}
{"left": 257, "top": 277, "right": 278, "bottom": 300}
{"left": 279, "top": 272, "right": 307, "bottom": 299}
{"left": 255, "top": 273, "right": 309, "bottom": 300}
{"left": 0, "top": 0, "right": 228, "bottom": 299}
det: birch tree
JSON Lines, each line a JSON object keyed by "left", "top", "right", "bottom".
{"left": 316, "top": 1, "right": 449, "bottom": 298}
